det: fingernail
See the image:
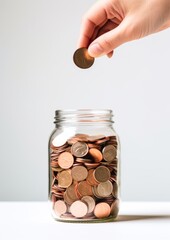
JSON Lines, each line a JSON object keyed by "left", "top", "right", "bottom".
{"left": 88, "top": 43, "right": 104, "bottom": 57}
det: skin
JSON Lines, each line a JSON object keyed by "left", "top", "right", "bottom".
{"left": 77, "top": 0, "right": 170, "bottom": 58}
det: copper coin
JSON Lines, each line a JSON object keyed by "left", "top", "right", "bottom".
{"left": 71, "top": 166, "right": 88, "bottom": 181}
{"left": 112, "top": 181, "right": 118, "bottom": 198}
{"left": 81, "top": 196, "right": 95, "bottom": 213}
{"left": 58, "top": 170, "right": 72, "bottom": 188}
{"left": 54, "top": 200, "right": 67, "bottom": 216}
{"left": 70, "top": 200, "right": 88, "bottom": 218}
{"left": 89, "top": 148, "right": 103, "bottom": 162}
{"left": 73, "top": 47, "right": 94, "bottom": 69}
{"left": 77, "top": 181, "right": 93, "bottom": 197}
{"left": 84, "top": 162, "right": 100, "bottom": 169}
{"left": 66, "top": 184, "right": 79, "bottom": 202}
{"left": 87, "top": 135, "right": 105, "bottom": 142}
{"left": 110, "top": 199, "right": 119, "bottom": 218}
{"left": 94, "top": 202, "right": 111, "bottom": 219}
{"left": 58, "top": 152, "right": 74, "bottom": 169}
{"left": 86, "top": 169, "right": 99, "bottom": 186}
{"left": 76, "top": 158, "right": 92, "bottom": 163}
{"left": 71, "top": 142, "right": 88, "bottom": 157}
{"left": 94, "top": 166, "right": 111, "bottom": 183}
{"left": 97, "top": 180, "right": 113, "bottom": 197}
{"left": 102, "top": 145, "right": 117, "bottom": 162}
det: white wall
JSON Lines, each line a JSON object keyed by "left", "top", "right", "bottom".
{"left": 0, "top": 0, "right": 170, "bottom": 201}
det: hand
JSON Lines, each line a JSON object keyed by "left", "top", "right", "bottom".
{"left": 77, "top": 0, "right": 170, "bottom": 58}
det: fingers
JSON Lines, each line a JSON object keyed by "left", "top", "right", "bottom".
{"left": 88, "top": 19, "right": 130, "bottom": 57}
{"left": 77, "top": 0, "right": 109, "bottom": 48}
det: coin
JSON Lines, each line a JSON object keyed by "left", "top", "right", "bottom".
{"left": 89, "top": 148, "right": 103, "bottom": 162}
{"left": 86, "top": 169, "right": 99, "bottom": 186}
{"left": 54, "top": 200, "right": 67, "bottom": 216}
{"left": 77, "top": 181, "right": 93, "bottom": 197}
{"left": 97, "top": 180, "right": 113, "bottom": 197}
{"left": 58, "top": 170, "right": 72, "bottom": 188}
{"left": 58, "top": 152, "right": 74, "bottom": 169}
{"left": 70, "top": 200, "right": 88, "bottom": 218}
{"left": 94, "top": 202, "right": 111, "bottom": 219}
{"left": 71, "top": 166, "right": 88, "bottom": 181}
{"left": 81, "top": 196, "right": 95, "bottom": 213}
{"left": 71, "top": 142, "right": 88, "bottom": 157}
{"left": 73, "top": 47, "right": 95, "bottom": 69}
{"left": 94, "top": 166, "right": 111, "bottom": 183}
{"left": 112, "top": 181, "right": 118, "bottom": 198}
{"left": 87, "top": 135, "right": 105, "bottom": 142}
{"left": 103, "top": 145, "right": 117, "bottom": 162}
{"left": 110, "top": 199, "right": 119, "bottom": 217}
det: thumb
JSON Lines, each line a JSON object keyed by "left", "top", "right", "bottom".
{"left": 88, "top": 19, "right": 131, "bottom": 58}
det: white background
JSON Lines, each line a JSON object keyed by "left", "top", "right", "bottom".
{"left": 0, "top": 0, "right": 170, "bottom": 201}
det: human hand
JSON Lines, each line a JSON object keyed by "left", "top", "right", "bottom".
{"left": 77, "top": 0, "right": 170, "bottom": 58}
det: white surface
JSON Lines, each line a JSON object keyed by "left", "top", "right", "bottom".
{"left": 0, "top": 202, "right": 170, "bottom": 240}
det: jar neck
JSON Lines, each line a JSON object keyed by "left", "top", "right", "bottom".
{"left": 54, "top": 109, "right": 114, "bottom": 127}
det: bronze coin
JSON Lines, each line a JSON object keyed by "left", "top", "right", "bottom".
{"left": 66, "top": 184, "right": 79, "bottom": 202}
{"left": 103, "top": 145, "right": 117, "bottom": 162}
{"left": 97, "top": 180, "right": 113, "bottom": 197}
{"left": 81, "top": 196, "right": 95, "bottom": 213}
{"left": 58, "top": 152, "right": 74, "bottom": 169}
{"left": 58, "top": 170, "right": 72, "bottom": 188}
{"left": 89, "top": 148, "right": 103, "bottom": 162}
{"left": 70, "top": 200, "right": 88, "bottom": 218}
{"left": 87, "top": 135, "right": 105, "bottom": 142}
{"left": 54, "top": 200, "right": 67, "bottom": 216}
{"left": 94, "top": 202, "right": 111, "bottom": 219}
{"left": 110, "top": 199, "right": 119, "bottom": 218}
{"left": 94, "top": 166, "right": 111, "bottom": 183}
{"left": 73, "top": 47, "right": 94, "bottom": 69}
{"left": 77, "top": 181, "right": 93, "bottom": 197}
{"left": 71, "top": 166, "right": 88, "bottom": 181}
{"left": 71, "top": 142, "right": 88, "bottom": 158}
{"left": 86, "top": 169, "right": 99, "bottom": 186}
{"left": 112, "top": 181, "right": 118, "bottom": 198}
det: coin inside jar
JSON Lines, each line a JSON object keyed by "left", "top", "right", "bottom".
{"left": 71, "top": 142, "right": 88, "bottom": 158}
{"left": 71, "top": 166, "right": 88, "bottom": 181}
{"left": 73, "top": 47, "right": 95, "bottom": 69}
{"left": 103, "top": 145, "right": 117, "bottom": 162}
{"left": 94, "top": 202, "right": 111, "bottom": 219}
{"left": 70, "top": 200, "right": 88, "bottom": 218}
{"left": 58, "top": 152, "right": 74, "bottom": 169}
{"left": 94, "top": 166, "right": 111, "bottom": 182}
{"left": 54, "top": 200, "right": 67, "bottom": 216}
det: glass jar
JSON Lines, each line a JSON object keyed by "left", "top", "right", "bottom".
{"left": 48, "top": 109, "right": 120, "bottom": 222}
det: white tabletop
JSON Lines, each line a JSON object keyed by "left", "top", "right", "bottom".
{"left": 0, "top": 202, "right": 170, "bottom": 240}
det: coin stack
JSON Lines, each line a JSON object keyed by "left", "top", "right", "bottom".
{"left": 50, "top": 134, "right": 119, "bottom": 221}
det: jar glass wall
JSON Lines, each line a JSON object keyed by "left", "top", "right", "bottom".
{"left": 48, "top": 109, "right": 120, "bottom": 222}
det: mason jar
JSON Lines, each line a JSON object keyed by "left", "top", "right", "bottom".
{"left": 48, "top": 109, "right": 120, "bottom": 222}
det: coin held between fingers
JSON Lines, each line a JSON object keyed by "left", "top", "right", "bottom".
{"left": 73, "top": 47, "right": 95, "bottom": 69}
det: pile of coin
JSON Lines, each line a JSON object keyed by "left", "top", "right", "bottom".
{"left": 50, "top": 133, "right": 119, "bottom": 221}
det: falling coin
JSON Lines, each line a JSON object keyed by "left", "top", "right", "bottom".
{"left": 73, "top": 47, "right": 95, "bottom": 69}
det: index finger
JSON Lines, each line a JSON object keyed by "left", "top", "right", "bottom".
{"left": 77, "top": 1, "right": 108, "bottom": 48}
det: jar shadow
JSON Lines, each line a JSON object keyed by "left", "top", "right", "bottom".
{"left": 116, "top": 215, "right": 170, "bottom": 222}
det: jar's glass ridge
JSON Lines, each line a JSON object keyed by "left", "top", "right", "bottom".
{"left": 48, "top": 109, "right": 120, "bottom": 222}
